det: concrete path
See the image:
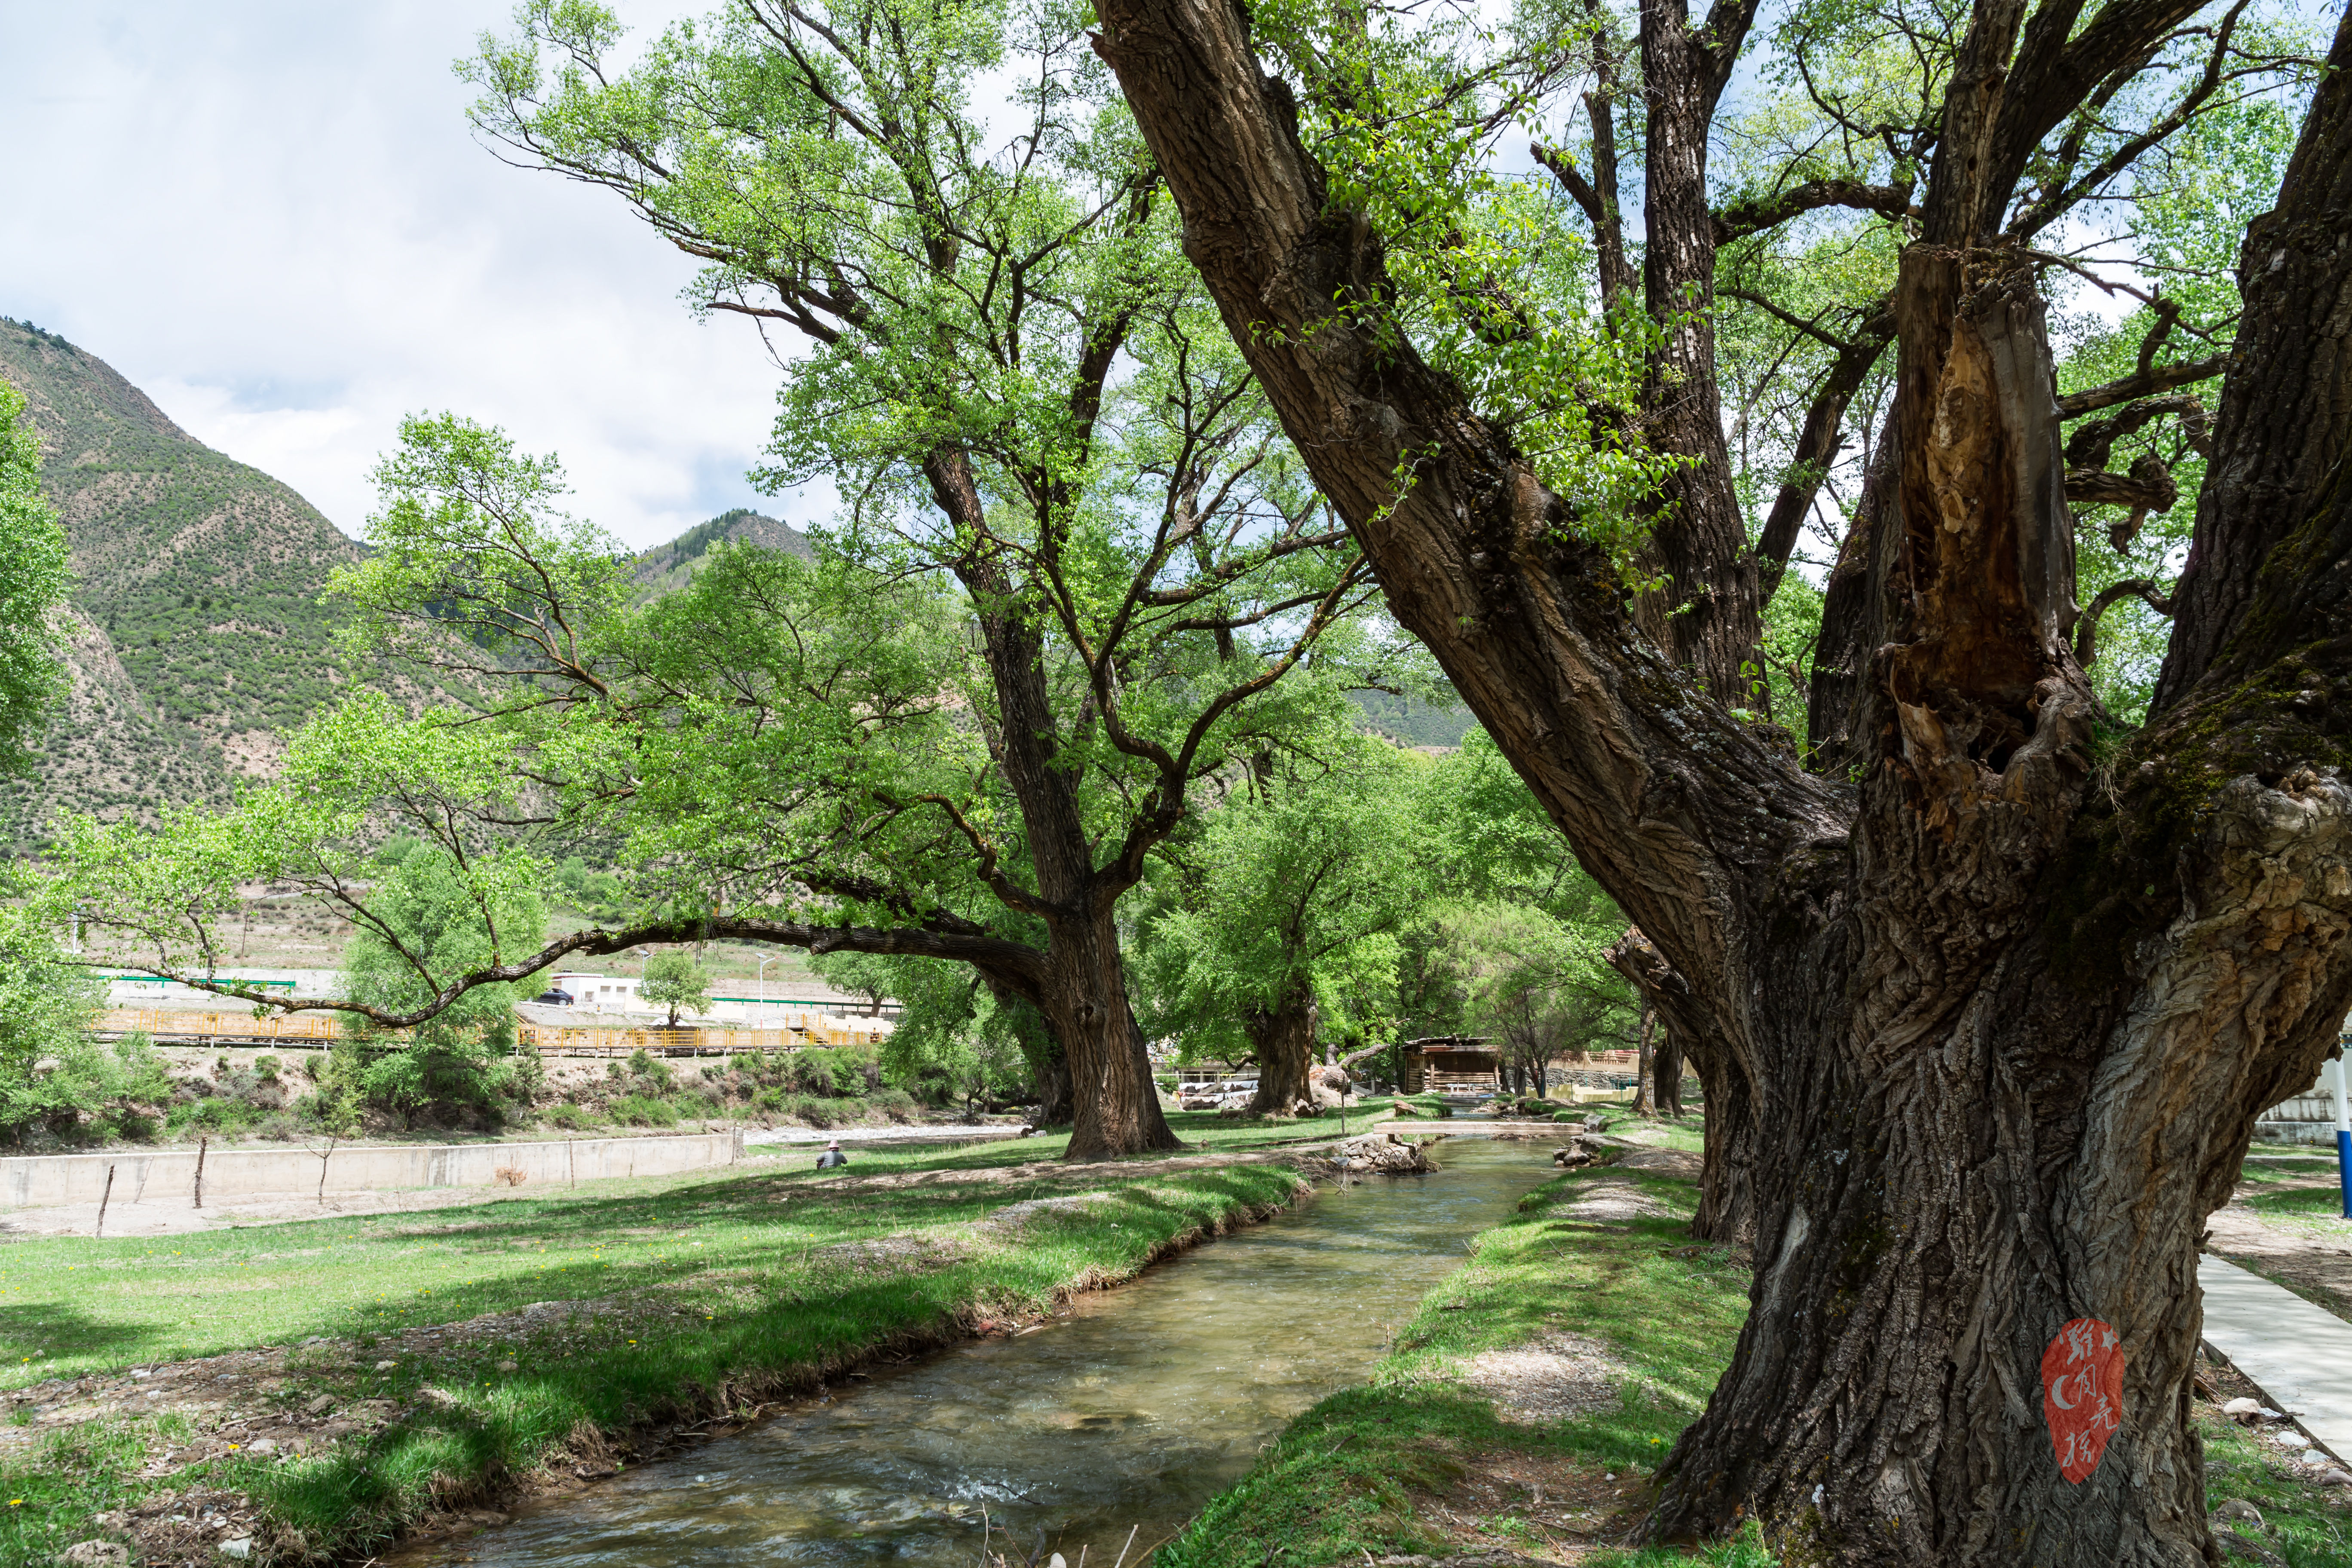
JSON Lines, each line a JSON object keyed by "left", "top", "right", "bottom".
{"left": 2199, "top": 1254, "right": 2352, "bottom": 1464}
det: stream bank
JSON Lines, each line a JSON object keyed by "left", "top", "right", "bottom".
{"left": 1155, "top": 1148, "right": 1761, "bottom": 1568}
{"left": 387, "top": 1137, "right": 1563, "bottom": 1568}
{"left": 2, "top": 1136, "right": 1331, "bottom": 1568}
{"left": 1160, "top": 1136, "right": 2352, "bottom": 1568}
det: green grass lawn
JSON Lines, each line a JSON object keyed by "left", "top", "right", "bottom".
{"left": 0, "top": 1114, "right": 1353, "bottom": 1389}
{"left": 2196, "top": 1400, "right": 2352, "bottom": 1566}
{"left": 1157, "top": 1159, "right": 1766, "bottom": 1568}
{"left": 2243, "top": 1185, "right": 2352, "bottom": 1220}
{"left": 1611, "top": 1116, "right": 1707, "bottom": 1155}
{"left": 0, "top": 1115, "right": 1330, "bottom": 1565}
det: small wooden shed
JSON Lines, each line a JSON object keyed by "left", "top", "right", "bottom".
{"left": 1397, "top": 1036, "right": 1501, "bottom": 1095}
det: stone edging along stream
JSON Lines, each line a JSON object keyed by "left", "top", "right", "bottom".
{"left": 18, "top": 1137, "right": 1434, "bottom": 1568}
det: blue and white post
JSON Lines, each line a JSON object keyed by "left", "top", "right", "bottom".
{"left": 2332, "top": 1050, "right": 2352, "bottom": 1221}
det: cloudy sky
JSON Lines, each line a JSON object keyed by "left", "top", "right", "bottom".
{"left": 3, "top": 0, "right": 818, "bottom": 550}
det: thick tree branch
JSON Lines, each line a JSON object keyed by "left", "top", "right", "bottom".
{"left": 2072, "top": 577, "right": 2174, "bottom": 666}
{"left": 1712, "top": 179, "right": 1916, "bottom": 245}
{"left": 2064, "top": 456, "right": 2177, "bottom": 514}
{"left": 2064, "top": 393, "right": 2212, "bottom": 469}
{"left": 134, "top": 915, "right": 1048, "bottom": 1031}
{"left": 1091, "top": 0, "right": 1850, "bottom": 1056}
{"left": 2155, "top": 3, "right": 2352, "bottom": 708}
{"left": 2056, "top": 354, "right": 2229, "bottom": 418}
{"left": 1756, "top": 302, "right": 1897, "bottom": 598}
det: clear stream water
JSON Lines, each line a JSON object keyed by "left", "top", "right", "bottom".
{"left": 434, "top": 1137, "right": 1558, "bottom": 1568}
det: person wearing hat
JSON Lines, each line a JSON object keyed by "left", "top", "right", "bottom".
{"left": 814, "top": 1138, "right": 848, "bottom": 1169}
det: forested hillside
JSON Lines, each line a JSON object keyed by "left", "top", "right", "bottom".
{"left": 0, "top": 316, "right": 367, "bottom": 843}
{"left": 0, "top": 318, "right": 829, "bottom": 849}
{"left": 628, "top": 506, "right": 811, "bottom": 597}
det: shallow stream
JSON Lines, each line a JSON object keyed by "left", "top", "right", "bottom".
{"left": 443, "top": 1136, "right": 1556, "bottom": 1568}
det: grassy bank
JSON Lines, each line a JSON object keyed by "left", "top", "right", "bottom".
{"left": 1160, "top": 1136, "right": 2352, "bottom": 1567}
{"left": 1, "top": 1120, "right": 1321, "bottom": 1566}
{"left": 1155, "top": 1154, "right": 1764, "bottom": 1568}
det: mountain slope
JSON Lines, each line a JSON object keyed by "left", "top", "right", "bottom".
{"left": 0, "top": 316, "right": 364, "bottom": 841}
{"left": 0, "top": 317, "right": 828, "bottom": 846}
{"left": 628, "top": 506, "right": 811, "bottom": 597}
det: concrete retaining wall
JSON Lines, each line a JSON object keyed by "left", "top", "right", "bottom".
{"left": 2257, "top": 1092, "right": 2341, "bottom": 1147}
{"left": 0, "top": 1129, "right": 744, "bottom": 1209}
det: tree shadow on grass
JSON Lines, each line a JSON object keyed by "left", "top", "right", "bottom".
{"left": 0, "top": 1298, "right": 156, "bottom": 1366}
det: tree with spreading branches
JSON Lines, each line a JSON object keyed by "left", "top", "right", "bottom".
{"left": 1091, "top": 0, "right": 2352, "bottom": 1556}
{"left": 53, "top": 399, "right": 1375, "bottom": 1158}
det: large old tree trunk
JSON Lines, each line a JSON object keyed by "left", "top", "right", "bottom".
{"left": 1034, "top": 900, "right": 1177, "bottom": 1156}
{"left": 1651, "top": 1029, "right": 1684, "bottom": 1120}
{"left": 937, "top": 462, "right": 1182, "bottom": 1160}
{"left": 1631, "top": 1002, "right": 1657, "bottom": 1115}
{"left": 1246, "top": 981, "right": 1319, "bottom": 1115}
{"left": 1093, "top": 0, "right": 2352, "bottom": 1557}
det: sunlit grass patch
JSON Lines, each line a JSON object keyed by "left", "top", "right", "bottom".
{"left": 1159, "top": 1160, "right": 1753, "bottom": 1568}
{"left": 4, "top": 1130, "right": 1315, "bottom": 1562}
{"left": 2196, "top": 1406, "right": 2352, "bottom": 1567}
{"left": 2242, "top": 1185, "right": 2352, "bottom": 1222}
{"left": 0, "top": 1415, "right": 157, "bottom": 1566}
{"left": 1, "top": 1122, "right": 1332, "bottom": 1388}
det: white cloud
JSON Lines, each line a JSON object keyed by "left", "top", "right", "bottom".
{"left": 0, "top": 0, "right": 829, "bottom": 550}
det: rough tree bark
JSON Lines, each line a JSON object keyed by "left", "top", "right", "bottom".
{"left": 1628, "top": 0, "right": 1764, "bottom": 705}
{"left": 1092, "top": 0, "right": 2352, "bottom": 1558}
{"left": 934, "top": 461, "right": 1183, "bottom": 1159}
{"left": 1609, "top": 925, "right": 1749, "bottom": 1237}
{"left": 1631, "top": 998, "right": 1657, "bottom": 1115}
{"left": 1245, "top": 982, "right": 1319, "bottom": 1115}
{"left": 1652, "top": 1028, "right": 1684, "bottom": 1120}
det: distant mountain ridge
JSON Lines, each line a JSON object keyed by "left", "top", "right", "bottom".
{"left": 1, "top": 317, "right": 1449, "bottom": 843}
{"left": 628, "top": 506, "right": 811, "bottom": 597}
{"left": 0, "top": 317, "right": 812, "bottom": 849}
{"left": 0, "top": 315, "right": 373, "bottom": 843}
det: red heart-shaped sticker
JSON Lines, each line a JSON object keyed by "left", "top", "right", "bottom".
{"left": 2042, "top": 1317, "right": 2125, "bottom": 1483}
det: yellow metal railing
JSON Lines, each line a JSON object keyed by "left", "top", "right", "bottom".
{"left": 515, "top": 1019, "right": 894, "bottom": 1058}
{"left": 96, "top": 1007, "right": 891, "bottom": 1059}
{"left": 95, "top": 1008, "right": 343, "bottom": 1044}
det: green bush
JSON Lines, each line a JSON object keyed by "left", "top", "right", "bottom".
{"left": 545, "top": 1101, "right": 601, "bottom": 1130}
{"left": 324, "top": 842, "right": 545, "bottom": 1131}
{"left": 166, "top": 1096, "right": 271, "bottom": 1138}
{"left": 0, "top": 925, "right": 133, "bottom": 1148}
{"left": 608, "top": 1094, "right": 680, "bottom": 1128}
{"left": 790, "top": 1095, "right": 868, "bottom": 1129}
{"left": 624, "top": 1047, "right": 675, "bottom": 1093}
{"left": 787, "top": 1047, "right": 871, "bottom": 1098}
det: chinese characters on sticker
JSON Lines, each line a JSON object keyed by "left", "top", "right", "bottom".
{"left": 2042, "top": 1317, "right": 2125, "bottom": 1483}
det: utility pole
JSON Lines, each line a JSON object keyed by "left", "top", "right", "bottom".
{"left": 2331, "top": 1047, "right": 2350, "bottom": 1220}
